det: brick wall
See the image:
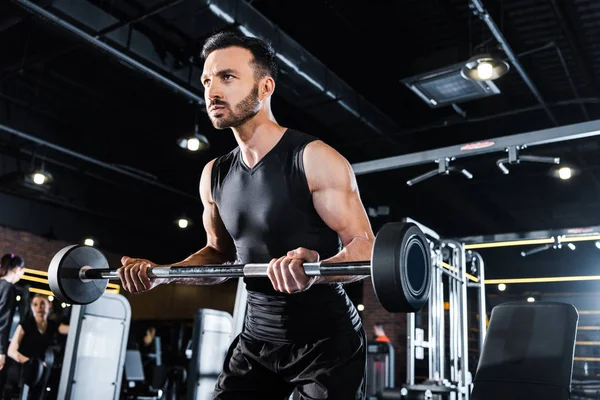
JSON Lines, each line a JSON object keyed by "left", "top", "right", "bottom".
{"left": 361, "top": 278, "right": 408, "bottom": 385}
{"left": 0, "top": 224, "right": 237, "bottom": 319}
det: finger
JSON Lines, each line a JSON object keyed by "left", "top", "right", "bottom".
{"left": 130, "top": 262, "right": 145, "bottom": 293}
{"left": 121, "top": 256, "right": 130, "bottom": 266}
{"left": 137, "top": 263, "right": 152, "bottom": 290}
{"left": 272, "top": 258, "right": 287, "bottom": 292}
{"left": 266, "top": 259, "right": 281, "bottom": 292}
{"left": 287, "top": 248, "right": 320, "bottom": 262}
{"left": 288, "top": 259, "right": 309, "bottom": 291}
{"left": 279, "top": 258, "right": 297, "bottom": 294}
{"left": 118, "top": 266, "right": 132, "bottom": 293}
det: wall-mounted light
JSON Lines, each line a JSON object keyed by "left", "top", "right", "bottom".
{"left": 461, "top": 54, "right": 510, "bottom": 81}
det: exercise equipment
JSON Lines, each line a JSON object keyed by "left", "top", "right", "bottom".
{"left": 471, "top": 302, "right": 578, "bottom": 400}
{"left": 48, "top": 222, "right": 432, "bottom": 313}
{"left": 56, "top": 293, "right": 131, "bottom": 400}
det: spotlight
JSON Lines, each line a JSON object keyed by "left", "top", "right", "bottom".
{"left": 48, "top": 295, "right": 54, "bottom": 302}
{"left": 24, "top": 168, "right": 53, "bottom": 188}
{"left": 461, "top": 54, "right": 510, "bottom": 81}
{"left": 176, "top": 218, "right": 191, "bottom": 229}
{"left": 497, "top": 283, "right": 506, "bottom": 292}
{"left": 477, "top": 62, "right": 493, "bottom": 80}
{"left": 177, "top": 124, "right": 210, "bottom": 152}
{"left": 558, "top": 167, "right": 572, "bottom": 180}
{"left": 357, "top": 304, "right": 365, "bottom": 311}
{"left": 527, "top": 297, "right": 535, "bottom": 303}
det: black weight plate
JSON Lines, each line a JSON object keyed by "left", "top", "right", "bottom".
{"left": 371, "top": 222, "right": 432, "bottom": 313}
{"left": 48, "top": 245, "right": 109, "bottom": 305}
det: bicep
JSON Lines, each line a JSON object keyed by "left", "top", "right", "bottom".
{"left": 304, "top": 142, "right": 374, "bottom": 245}
{"left": 199, "top": 160, "right": 235, "bottom": 255}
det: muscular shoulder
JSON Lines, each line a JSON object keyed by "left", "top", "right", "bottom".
{"left": 302, "top": 140, "right": 356, "bottom": 193}
{"left": 199, "top": 158, "right": 217, "bottom": 204}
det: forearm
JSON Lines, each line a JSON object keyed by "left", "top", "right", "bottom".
{"left": 312, "top": 236, "right": 374, "bottom": 284}
{"left": 8, "top": 349, "right": 28, "bottom": 364}
{"left": 162, "top": 245, "right": 235, "bottom": 286}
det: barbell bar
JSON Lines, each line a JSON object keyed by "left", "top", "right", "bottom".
{"left": 48, "top": 222, "right": 433, "bottom": 313}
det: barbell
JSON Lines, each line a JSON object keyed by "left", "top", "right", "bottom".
{"left": 48, "top": 222, "right": 433, "bottom": 313}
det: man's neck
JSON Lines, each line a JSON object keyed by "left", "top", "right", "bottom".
{"left": 232, "top": 117, "right": 287, "bottom": 169}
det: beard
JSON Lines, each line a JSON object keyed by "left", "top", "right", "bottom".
{"left": 208, "top": 84, "right": 261, "bottom": 130}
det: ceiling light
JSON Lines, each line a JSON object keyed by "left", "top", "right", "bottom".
{"left": 48, "top": 295, "right": 54, "bottom": 302}
{"left": 461, "top": 54, "right": 510, "bottom": 81}
{"left": 178, "top": 123, "right": 210, "bottom": 152}
{"left": 558, "top": 166, "right": 572, "bottom": 180}
{"left": 176, "top": 218, "right": 191, "bottom": 229}
{"left": 25, "top": 168, "right": 53, "bottom": 187}
{"left": 357, "top": 304, "right": 365, "bottom": 311}
{"left": 567, "top": 243, "right": 576, "bottom": 250}
{"left": 497, "top": 283, "right": 506, "bottom": 292}
{"left": 84, "top": 238, "right": 95, "bottom": 246}
{"left": 527, "top": 297, "right": 535, "bottom": 303}
{"left": 596, "top": 241, "right": 600, "bottom": 249}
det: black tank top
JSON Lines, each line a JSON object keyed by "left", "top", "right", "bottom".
{"left": 19, "top": 316, "right": 59, "bottom": 359}
{"left": 211, "top": 129, "right": 362, "bottom": 343}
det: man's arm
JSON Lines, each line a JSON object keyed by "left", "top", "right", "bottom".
{"left": 166, "top": 158, "right": 237, "bottom": 285}
{"left": 303, "top": 140, "right": 375, "bottom": 284}
{"left": 119, "top": 159, "right": 236, "bottom": 293}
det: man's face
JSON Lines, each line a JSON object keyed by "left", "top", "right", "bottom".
{"left": 201, "top": 46, "right": 261, "bottom": 129}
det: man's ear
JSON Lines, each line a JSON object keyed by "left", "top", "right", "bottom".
{"left": 260, "top": 76, "right": 275, "bottom": 99}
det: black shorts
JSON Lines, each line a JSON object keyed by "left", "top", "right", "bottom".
{"left": 213, "top": 329, "right": 367, "bottom": 400}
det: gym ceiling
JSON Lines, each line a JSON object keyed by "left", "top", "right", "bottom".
{"left": 1, "top": 1, "right": 600, "bottom": 300}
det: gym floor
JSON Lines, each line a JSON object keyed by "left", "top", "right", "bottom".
{"left": 1, "top": 1, "right": 600, "bottom": 399}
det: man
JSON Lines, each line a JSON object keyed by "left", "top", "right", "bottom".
{"left": 118, "top": 30, "right": 375, "bottom": 399}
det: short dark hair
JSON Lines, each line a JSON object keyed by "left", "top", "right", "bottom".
{"left": 0, "top": 253, "right": 24, "bottom": 278}
{"left": 201, "top": 30, "right": 278, "bottom": 82}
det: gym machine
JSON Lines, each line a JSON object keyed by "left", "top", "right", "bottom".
{"left": 382, "top": 220, "right": 487, "bottom": 400}
{"left": 56, "top": 293, "right": 131, "bottom": 400}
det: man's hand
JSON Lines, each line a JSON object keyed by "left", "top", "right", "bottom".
{"left": 118, "top": 256, "right": 162, "bottom": 294}
{"left": 267, "top": 248, "right": 320, "bottom": 294}
{"left": 0, "top": 354, "right": 5, "bottom": 370}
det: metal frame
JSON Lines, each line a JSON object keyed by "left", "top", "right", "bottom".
{"left": 459, "top": 224, "right": 600, "bottom": 246}
{"left": 352, "top": 119, "right": 600, "bottom": 175}
{"left": 405, "top": 239, "right": 487, "bottom": 400}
